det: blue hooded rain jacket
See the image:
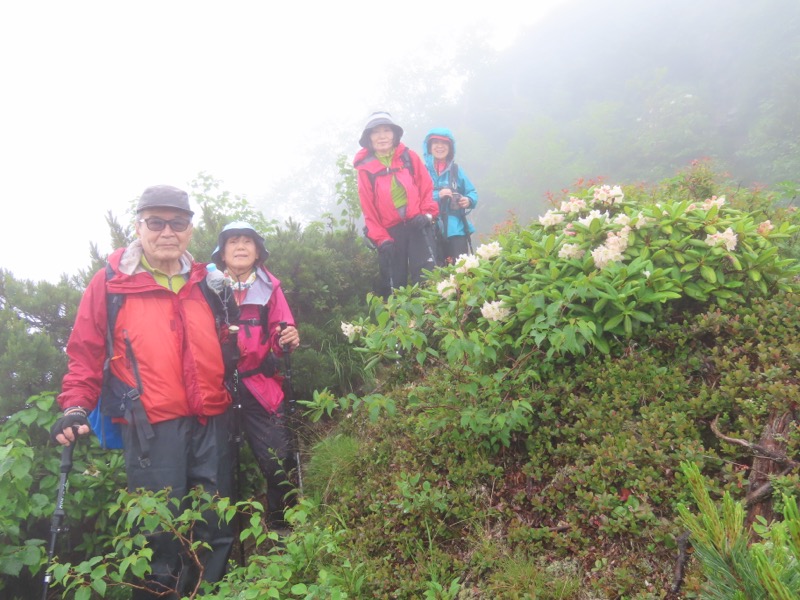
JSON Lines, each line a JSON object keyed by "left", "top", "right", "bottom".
{"left": 422, "top": 127, "right": 478, "bottom": 238}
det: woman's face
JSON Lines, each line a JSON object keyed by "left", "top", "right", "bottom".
{"left": 369, "top": 125, "right": 395, "bottom": 155}
{"left": 222, "top": 234, "right": 258, "bottom": 275}
{"left": 430, "top": 139, "right": 451, "bottom": 160}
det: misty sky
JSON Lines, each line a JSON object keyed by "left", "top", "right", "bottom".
{"left": 0, "top": 1, "right": 565, "bottom": 283}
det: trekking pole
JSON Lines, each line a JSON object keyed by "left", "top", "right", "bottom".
{"left": 227, "top": 324, "right": 247, "bottom": 566}
{"left": 422, "top": 220, "right": 439, "bottom": 268}
{"left": 41, "top": 438, "right": 76, "bottom": 600}
{"left": 279, "top": 322, "right": 303, "bottom": 495}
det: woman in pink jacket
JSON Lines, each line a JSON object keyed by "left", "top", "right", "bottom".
{"left": 211, "top": 221, "right": 300, "bottom": 533}
{"left": 354, "top": 111, "right": 440, "bottom": 298}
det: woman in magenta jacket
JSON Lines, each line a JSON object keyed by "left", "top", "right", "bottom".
{"left": 354, "top": 111, "right": 440, "bottom": 298}
{"left": 211, "top": 221, "right": 300, "bottom": 532}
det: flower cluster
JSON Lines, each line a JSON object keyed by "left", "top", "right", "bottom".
{"left": 757, "top": 220, "right": 774, "bottom": 235}
{"left": 538, "top": 210, "right": 565, "bottom": 228}
{"left": 455, "top": 254, "right": 481, "bottom": 273}
{"left": 591, "top": 227, "right": 631, "bottom": 269}
{"left": 593, "top": 184, "right": 625, "bottom": 205}
{"left": 558, "top": 243, "right": 585, "bottom": 260}
{"left": 476, "top": 241, "right": 502, "bottom": 260}
{"left": 704, "top": 227, "right": 738, "bottom": 251}
{"left": 560, "top": 196, "right": 588, "bottom": 214}
{"left": 437, "top": 275, "right": 457, "bottom": 298}
{"left": 341, "top": 322, "right": 364, "bottom": 338}
{"left": 480, "top": 300, "right": 510, "bottom": 322}
{"left": 702, "top": 195, "right": 726, "bottom": 210}
{"left": 576, "top": 209, "right": 608, "bottom": 228}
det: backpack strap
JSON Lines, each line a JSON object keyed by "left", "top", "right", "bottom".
{"left": 100, "top": 264, "right": 155, "bottom": 458}
{"left": 198, "top": 278, "right": 241, "bottom": 385}
{"left": 236, "top": 303, "right": 270, "bottom": 344}
{"left": 104, "top": 264, "right": 123, "bottom": 360}
{"left": 443, "top": 162, "right": 472, "bottom": 249}
{"left": 356, "top": 148, "right": 415, "bottom": 195}
{"left": 237, "top": 302, "right": 275, "bottom": 378}
{"left": 358, "top": 149, "right": 416, "bottom": 243}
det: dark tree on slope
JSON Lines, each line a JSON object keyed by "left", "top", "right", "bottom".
{"left": 0, "top": 271, "right": 82, "bottom": 417}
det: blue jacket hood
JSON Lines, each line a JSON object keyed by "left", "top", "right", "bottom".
{"left": 423, "top": 128, "right": 456, "bottom": 171}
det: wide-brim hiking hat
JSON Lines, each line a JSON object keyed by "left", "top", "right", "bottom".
{"left": 359, "top": 111, "right": 404, "bottom": 148}
{"left": 211, "top": 221, "right": 270, "bottom": 267}
{"left": 136, "top": 184, "right": 194, "bottom": 216}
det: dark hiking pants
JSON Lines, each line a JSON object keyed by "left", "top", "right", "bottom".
{"left": 122, "top": 412, "right": 234, "bottom": 599}
{"left": 443, "top": 234, "right": 471, "bottom": 265}
{"left": 377, "top": 220, "right": 438, "bottom": 297}
{"left": 239, "top": 386, "right": 296, "bottom": 527}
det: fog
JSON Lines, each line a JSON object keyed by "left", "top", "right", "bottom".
{"left": 2, "top": 0, "right": 798, "bottom": 282}
{"left": 370, "top": 0, "right": 799, "bottom": 233}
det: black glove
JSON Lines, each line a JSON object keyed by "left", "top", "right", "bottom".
{"left": 50, "top": 407, "right": 89, "bottom": 444}
{"left": 411, "top": 214, "right": 434, "bottom": 230}
{"left": 378, "top": 240, "right": 394, "bottom": 255}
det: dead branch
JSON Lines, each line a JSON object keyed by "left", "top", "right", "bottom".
{"left": 670, "top": 529, "right": 691, "bottom": 595}
{"left": 710, "top": 416, "right": 800, "bottom": 468}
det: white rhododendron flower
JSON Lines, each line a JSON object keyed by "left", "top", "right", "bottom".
{"left": 437, "top": 275, "right": 457, "bottom": 298}
{"left": 560, "top": 197, "right": 587, "bottom": 214}
{"left": 480, "top": 300, "right": 511, "bottom": 322}
{"left": 592, "top": 185, "right": 624, "bottom": 205}
{"left": 643, "top": 270, "right": 651, "bottom": 278}
{"left": 613, "top": 213, "right": 631, "bottom": 227}
{"left": 757, "top": 220, "right": 774, "bottom": 235}
{"left": 593, "top": 186, "right": 610, "bottom": 204}
{"left": 607, "top": 227, "right": 631, "bottom": 251}
{"left": 634, "top": 212, "right": 652, "bottom": 229}
{"left": 455, "top": 254, "right": 481, "bottom": 273}
{"left": 538, "top": 210, "right": 565, "bottom": 228}
{"left": 577, "top": 210, "right": 608, "bottom": 228}
{"left": 340, "top": 322, "right": 364, "bottom": 338}
{"left": 558, "top": 243, "right": 585, "bottom": 260}
{"left": 591, "top": 229, "right": 629, "bottom": 269}
{"left": 702, "top": 195, "right": 726, "bottom": 210}
{"left": 591, "top": 244, "right": 624, "bottom": 269}
{"left": 476, "top": 241, "right": 502, "bottom": 260}
{"left": 705, "top": 227, "right": 737, "bottom": 251}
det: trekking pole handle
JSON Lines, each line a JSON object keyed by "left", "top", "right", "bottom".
{"left": 279, "top": 321, "right": 294, "bottom": 356}
{"left": 60, "top": 439, "right": 76, "bottom": 472}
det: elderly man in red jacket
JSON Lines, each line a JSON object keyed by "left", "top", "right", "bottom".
{"left": 51, "top": 184, "right": 238, "bottom": 599}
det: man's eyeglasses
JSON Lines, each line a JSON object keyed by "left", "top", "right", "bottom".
{"left": 139, "top": 217, "right": 192, "bottom": 232}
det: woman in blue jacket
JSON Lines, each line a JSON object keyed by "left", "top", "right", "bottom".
{"left": 423, "top": 128, "right": 478, "bottom": 264}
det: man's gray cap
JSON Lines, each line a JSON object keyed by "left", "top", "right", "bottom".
{"left": 136, "top": 185, "right": 194, "bottom": 215}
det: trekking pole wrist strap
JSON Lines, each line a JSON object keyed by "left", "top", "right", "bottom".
{"left": 64, "top": 406, "right": 88, "bottom": 418}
